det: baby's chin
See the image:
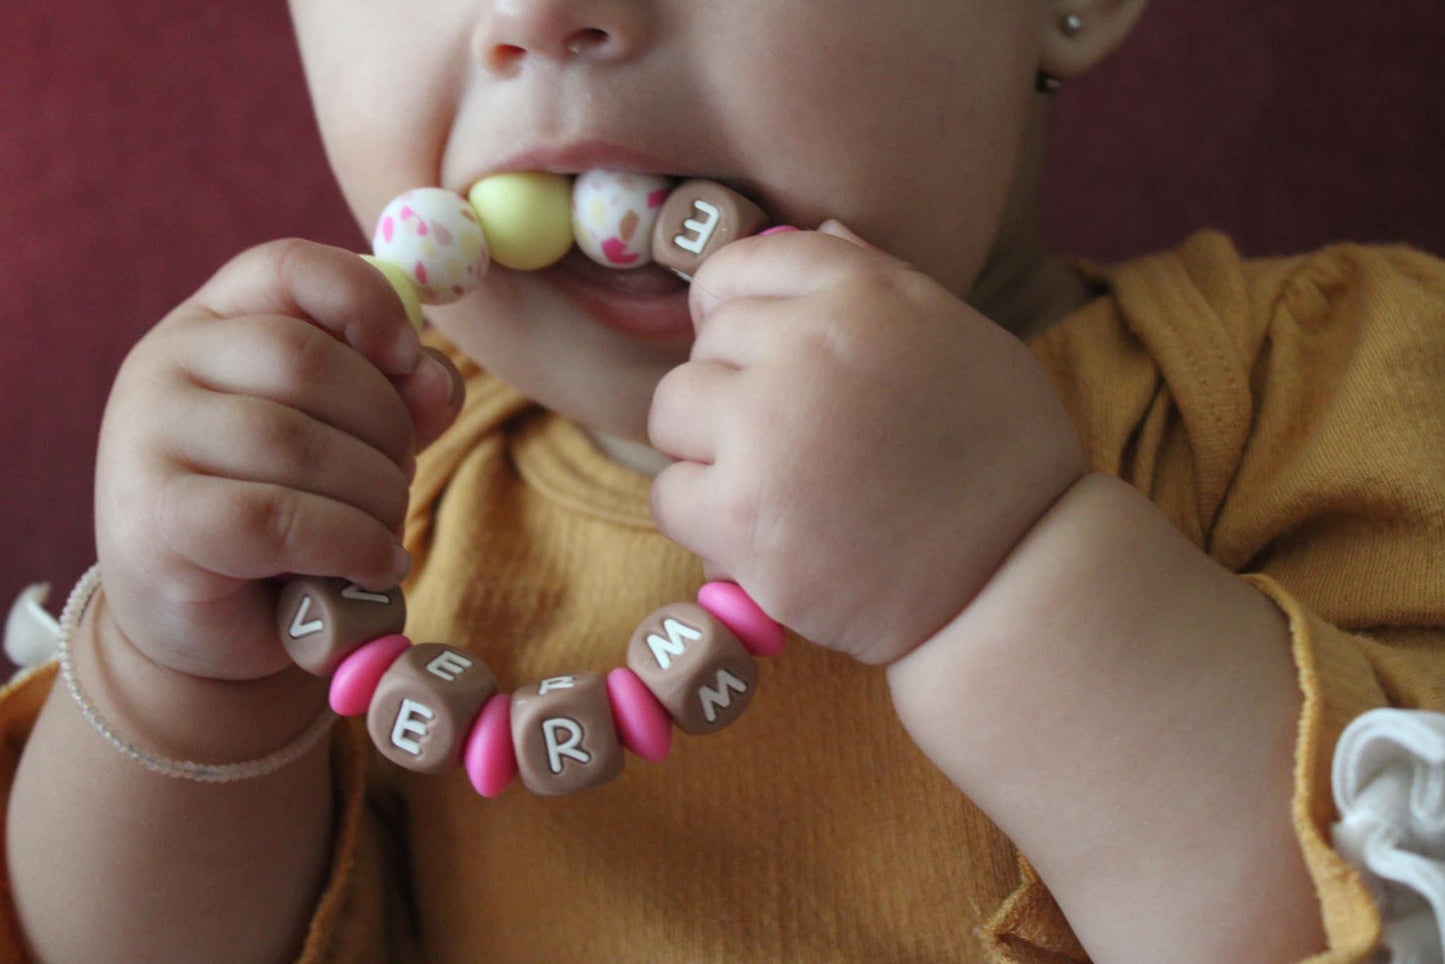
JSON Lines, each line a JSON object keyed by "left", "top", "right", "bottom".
{"left": 427, "top": 277, "right": 691, "bottom": 441}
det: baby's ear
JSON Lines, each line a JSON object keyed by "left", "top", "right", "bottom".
{"left": 1038, "top": 0, "right": 1151, "bottom": 82}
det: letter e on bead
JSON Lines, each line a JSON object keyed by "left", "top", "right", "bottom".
{"left": 542, "top": 717, "right": 591, "bottom": 774}
{"left": 698, "top": 669, "right": 749, "bottom": 724}
{"left": 647, "top": 618, "right": 702, "bottom": 671}
{"left": 425, "top": 650, "right": 473, "bottom": 682}
{"left": 390, "top": 698, "right": 435, "bottom": 755}
{"left": 675, "top": 200, "right": 721, "bottom": 254}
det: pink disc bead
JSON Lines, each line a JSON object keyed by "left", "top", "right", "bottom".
{"left": 606, "top": 667, "right": 673, "bottom": 763}
{"left": 696, "top": 582, "right": 786, "bottom": 658}
{"left": 464, "top": 692, "right": 518, "bottom": 798}
{"left": 329, "top": 634, "right": 411, "bottom": 716}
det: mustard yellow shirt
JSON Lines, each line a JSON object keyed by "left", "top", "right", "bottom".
{"left": 1, "top": 232, "right": 1441, "bottom": 961}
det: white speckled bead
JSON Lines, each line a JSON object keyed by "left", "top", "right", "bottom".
{"left": 372, "top": 188, "right": 490, "bottom": 305}
{"left": 571, "top": 170, "right": 674, "bottom": 269}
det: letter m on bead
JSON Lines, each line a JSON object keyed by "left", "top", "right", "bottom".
{"left": 698, "top": 669, "right": 749, "bottom": 724}
{"left": 647, "top": 618, "right": 702, "bottom": 671}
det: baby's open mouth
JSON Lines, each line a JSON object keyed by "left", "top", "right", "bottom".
{"left": 543, "top": 243, "right": 697, "bottom": 343}
{"left": 553, "top": 245, "right": 689, "bottom": 296}
{"left": 468, "top": 169, "right": 771, "bottom": 278}
{"left": 367, "top": 170, "right": 771, "bottom": 341}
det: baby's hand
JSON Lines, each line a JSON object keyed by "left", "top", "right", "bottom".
{"left": 95, "top": 240, "right": 463, "bottom": 681}
{"left": 649, "top": 224, "right": 1083, "bottom": 665}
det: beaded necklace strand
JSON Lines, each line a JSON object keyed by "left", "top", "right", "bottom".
{"left": 280, "top": 171, "right": 786, "bottom": 797}
{"left": 56, "top": 172, "right": 787, "bottom": 793}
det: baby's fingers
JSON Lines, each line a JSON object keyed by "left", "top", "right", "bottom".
{"left": 194, "top": 239, "right": 421, "bottom": 377}
{"left": 392, "top": 347, "right": 466, "bottom": 452}
{"left": 156, "top": 474, "right": 410, "bottom": 592}
{"left": 177, "top": 314, "right": 417, "bottom": 473}
{"left": 168, "top": 387, "right": 411, "bottom": 536}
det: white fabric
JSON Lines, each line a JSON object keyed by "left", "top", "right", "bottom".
{"left": 1333, "top": 708, "right": 1445, "bottom": 964}
{"left": 4, "top": 583, "right": 60, "bottom": 674}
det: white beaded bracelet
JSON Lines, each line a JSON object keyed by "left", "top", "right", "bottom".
{"left": 56, "top": 565, "right": 336, "bottom": 783}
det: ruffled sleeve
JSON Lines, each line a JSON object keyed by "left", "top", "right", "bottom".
{"left": 1331, "top": 708, "right": 1445, "bottom": 963}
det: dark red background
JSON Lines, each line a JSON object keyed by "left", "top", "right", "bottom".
{"left": 3, "top": 2, "right": 1443, "bottom": 621}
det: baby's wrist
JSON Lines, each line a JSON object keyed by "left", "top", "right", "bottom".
{"left": 78, "top": 587, "right": 332, "bottom": 770}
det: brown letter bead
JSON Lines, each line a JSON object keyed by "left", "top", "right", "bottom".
{"left": 651, "top": 179, "right": 768, "bottom": 279}
{"left": 626, "top": 603, "right": 758, "bottom": 735}
{"left": 367, "top": 643, "right": 497, "bottom": 774}
{"left": 276, "top": 576, "right": 406, "bottom": 676}
{"left": 510, "top": 673, "right": 623, "bottom": 797}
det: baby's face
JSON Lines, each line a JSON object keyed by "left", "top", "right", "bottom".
{"left": 290, "top": 1, "right": 1043, "bottom": 443}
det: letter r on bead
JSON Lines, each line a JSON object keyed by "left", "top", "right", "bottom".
{"left": 674, "top": 200, "right": 721, "bottom": 254}
{"left": 542, "top": 717, "right": 591, "bottom": 774}
{"left": 390, "top": 698, "right": 435, "bottom": 755}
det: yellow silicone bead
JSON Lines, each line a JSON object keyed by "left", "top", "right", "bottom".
{"left": 467, "top": 172, "right": 574, "bottom": 271}
{"left": 361, "top": 255, "right": 425, "bottom": 332}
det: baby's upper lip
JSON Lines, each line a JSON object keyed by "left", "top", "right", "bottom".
{"left": 453, "top": 139, "right": 707, "bottom": 194}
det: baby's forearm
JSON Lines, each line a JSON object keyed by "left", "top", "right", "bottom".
{"left": 7, "top": 591, "right": 335, "bottom": 962}
{"left": 888, "top": 473, "right": 1327, "bottom": 962}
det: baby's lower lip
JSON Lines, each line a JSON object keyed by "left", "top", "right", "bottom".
{"left": 542, "top": 248, "right": 695, "bottom": 344}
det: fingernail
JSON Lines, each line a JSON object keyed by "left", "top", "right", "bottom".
{"left": 759, "top": 225, "right": 800, "bottom": 236}
{"left": 816, "top": 219, "right": 886, "bottom": 255}
{"left": 393, "top": 328, "right": 423, "bottom": 375}
{"left": 392, "top": 543, "right": 412, "bottom": 581}
{"left": 422, "top": 348, "right": 463, "bottom": 408}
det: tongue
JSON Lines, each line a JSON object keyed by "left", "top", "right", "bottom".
{"left": 552, "top": 246, "right": 689, "bottom": 297}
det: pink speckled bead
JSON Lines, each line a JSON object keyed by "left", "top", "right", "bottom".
{"left": 329, "top": 634, "right": 411, "bottom": 716}
{"left": 605, "top": 667, "right": 673, "bottom": 763}
{"left": 696, "top": 583, "right": 786, "bottom": 658}
{"left": 464, "top": 692, "right": 518, "bottom": 798}
{"left": 571, "top": 169, "right": 673, "bottom": 269}
{"left": 372, "top": 187, "right": 490, "bottom": 305}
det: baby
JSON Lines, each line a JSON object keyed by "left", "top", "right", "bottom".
{"left": 6, "top": 2, "right": 1444, "bottom": 962}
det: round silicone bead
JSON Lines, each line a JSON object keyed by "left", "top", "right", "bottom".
{"left": 360, "top": 255, "right": 425, "bottom": 332}
{"left": 329, "top": 634, "right": 411, "bottom": 716}
{"left": 464, "top": 693, "right": 518, "bottom": 798}
{"left": 697, "top": 582, "right": 786, "bottom": 658}
{"left": 467, "top": 172, "right": 574, "bottom": 271}
{"left": 372, "top": 188, "right": 490, "bottom": 305}
{"left": 571, "top": 170, "right": 673, "bottom": 269}
{"left": 605, "top": 667, "right": 673, "bottom": 763}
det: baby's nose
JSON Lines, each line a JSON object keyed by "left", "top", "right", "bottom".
{"left": 475, "top": 0, "right": 654, "bottom": 76}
